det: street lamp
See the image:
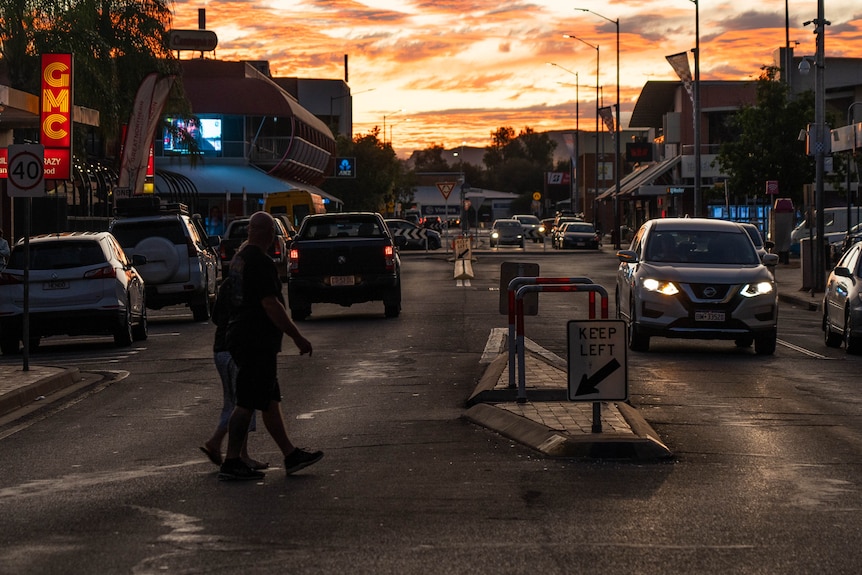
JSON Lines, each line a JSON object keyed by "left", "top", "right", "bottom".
{"left": 548, "top": 62, "right": 580, "bottom": 213}
{"left": 383, "top": 109, "right": 405, "bottom": 145}
{"left": 329, "top": 88, "right": 375, "bottom": 136}
{"left": 802, "top": 1, "right": 829, "bottom": 292}
{"left": 563, "top": 34, "right": 599, "bottom": 225}
{"left": 576, "top": 8, "right": 621, "bottom": 248}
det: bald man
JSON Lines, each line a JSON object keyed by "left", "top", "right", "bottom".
{"left": 219, "top": 211, "right": 322, "bottom": 481}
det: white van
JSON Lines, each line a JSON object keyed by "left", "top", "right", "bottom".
{"left": 790, "top": 207, "right": 862, "bottom": 252}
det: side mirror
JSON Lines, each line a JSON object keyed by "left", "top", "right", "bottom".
{"left": 834, "top": 266, "right": 855, "bottom": 281}
{"left": 616, "top": 249, "right": 638, "bottom": 264}
{"left": 762, "top": 253, "right": 779, "bottom": 267}
{"left": 394, "top": 235, "right": 408, "bottom": 248}
{"left": 764, "top": 240, "right": 775, "bottom": 251}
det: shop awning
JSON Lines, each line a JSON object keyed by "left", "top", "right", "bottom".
{"left": 154, "top": 160, "right": 342, "bottom": 207}
{"left": 596, "top": 156, "right": 681, "bottom": 201}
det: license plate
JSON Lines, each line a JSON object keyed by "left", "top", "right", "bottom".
{"left": 43, "top": 280, "right": 69, "bottom": 290}
{"left": 695, "top": 310, "right": 725, "bottom": 322}
{"left": 330, "top": 275, "right": 355, "bottom": 286}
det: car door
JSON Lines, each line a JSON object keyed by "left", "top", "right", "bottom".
{"left": 826, "top": 244, "right": 861, "bottom": 330}
{"left": 616, "top": 224, "right": 647, "bottom": 321}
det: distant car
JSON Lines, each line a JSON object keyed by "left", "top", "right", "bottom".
{"left": 555, "top": 221, "right": 600, "bottom": 249}
{"left": 385, "top": 219, "right": 442, "bottom": 250}
{"left": 616, "top": 218, "right": 779, "bottom": 354}
{"left": 739, "top": 223, "right": 774, "bottom": 260}
{"left": 512, "top": 214, "right": 545, "bottom": 243}
{"left": 823, "top": 239, "right": 862, "bottom": 353}
{"left": 490, "top": 219, "right": 525, "bottom": 248}
{"left": 549, "top": 216, "right": 583, "bottom": 246}
{"left": 0, "top": 232, "right": 148, "bottom": 354}
{"left": 421, "top": 216, "right": 443, "bottom": 230}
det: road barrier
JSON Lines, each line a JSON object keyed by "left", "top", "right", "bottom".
{"left": 506, "top": 276, "right": 611, "bottom": 431}
{"left": 453, "top": 236, "right": 474, "bottom": 280}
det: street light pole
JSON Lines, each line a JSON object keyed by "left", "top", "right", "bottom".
{"left": 692, "top": 0, "right": 702, "bottom": 218}
{"left": 548, "top": 63, "right": 580, "bottom": 213}
{"left": 576, "top": 8, "right": 621, "bottom": 248}
{"left": 329, "top": 88, "right": 375, "bottom": 136}
{"left": 564, "top": 34, "right": 599, "bottom": 225}
{"left": 809, "top": 0, "right": 829, "bottom": 292}
{"left": 383, "top": 109, "right": 404, "bottom": 145}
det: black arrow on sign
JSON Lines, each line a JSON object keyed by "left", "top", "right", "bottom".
{"left": 575, "top": 358, "right": 621, "bottom": 396}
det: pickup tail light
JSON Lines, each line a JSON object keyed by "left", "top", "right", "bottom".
{"left": 288, "top": 248, "right": 300, "bottom": 273}
{"left": 384, "top": 245, "right": 396, "bottom": 271}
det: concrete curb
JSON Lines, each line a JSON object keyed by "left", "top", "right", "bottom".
{"left": 0, "top": 367, "right": 81, "bottom": 418}
{"left": 462, "top": 402, "right": 673, "bottom": 461}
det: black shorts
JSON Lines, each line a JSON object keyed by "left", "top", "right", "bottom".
{"left": 232, "top": 349, "right": 282, "bottom": 410}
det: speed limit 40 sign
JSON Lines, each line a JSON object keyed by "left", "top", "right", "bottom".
{"left": 7, "top": 144, "right": 45, "bottom": 197}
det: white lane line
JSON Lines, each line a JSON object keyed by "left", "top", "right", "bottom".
{"left": 778, "top": 338, "right": 831, "bottom": 359}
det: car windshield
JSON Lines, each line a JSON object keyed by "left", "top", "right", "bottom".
{"left": 516, "top": 216, "right": 540, "bottom": 224}
{"left": 645, "top": 230, "right": 759, "bottom": 265}
{"left": 111, "top": 219, "right": 186, "bottom": 246}
{"left": 566, "top": 224, "right": 595, "bottom": 233}
{"left": 300, "top": 218, "right": 383, "bottom": 239}
{"left": 495, "top": 221, "right": 521, "bottom": 229}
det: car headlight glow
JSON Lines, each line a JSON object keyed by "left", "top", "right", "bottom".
{"left": 642, "top": 278, "right": 679, "bottom": 295}
{"left": 740, "top": 281, "right": 774, "bottom": 297}
{"left": 491, "top": 232, "right": 499, "bottom": 239}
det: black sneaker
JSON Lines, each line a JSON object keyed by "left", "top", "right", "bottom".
{"left": 218, "top": 458, "right": 266, "bottom": 481}
{"left": 284, "top": 448, "right": 323, "bottom": 474}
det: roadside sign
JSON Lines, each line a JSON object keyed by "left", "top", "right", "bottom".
{"left": 7, "top": 144, "right": 45, "bottom": 197}
{"left": 766, "top": 180, "right": 779, "bottom": 195}
{"left": 567, "top": 319, "right": 627, "bottom": 401}
{"left": 436, "top": 181, "right": 456, "bottom": 199}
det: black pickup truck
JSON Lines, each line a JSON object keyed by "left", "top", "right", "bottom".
{"left": 286, "top": 212, "right": 406, "bottom": 320}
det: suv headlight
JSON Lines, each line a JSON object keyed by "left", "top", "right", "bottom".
{"left": 740, "top": 281, "right": 774, "bottom": 297}
{"left": 642, "top": 278, "right": 679, "bottom": 296}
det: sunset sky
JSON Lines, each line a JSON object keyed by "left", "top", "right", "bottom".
{"left": 171, "top": 1, "right": 862, "bottom": 158}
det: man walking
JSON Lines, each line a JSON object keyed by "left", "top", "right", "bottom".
{"left": 219, "top": 211, "right": 322, "bottom": 481}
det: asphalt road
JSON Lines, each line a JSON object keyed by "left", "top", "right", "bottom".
{"left": 1, "top": 244, "right": 860, "bottom": 574}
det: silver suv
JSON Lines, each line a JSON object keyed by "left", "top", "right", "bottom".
{"left": 616, "top": 218, "right": 779, "bottom": 354}
{"left": 109, "top": 200, "right": 220, "bottom": 321}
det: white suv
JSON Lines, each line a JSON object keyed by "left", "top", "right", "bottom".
{"left": 0, "top": 232, "right": 147, "bottom": 354}
{"left": 109, "top": 200, "right": 220, "bottom": 321}
{"left": 616, "top": 218, "right": 779, "bottom": 354}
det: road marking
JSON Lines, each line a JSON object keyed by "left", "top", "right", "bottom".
{"left": 778, "top": 338, "right": 831, "bottom": 359}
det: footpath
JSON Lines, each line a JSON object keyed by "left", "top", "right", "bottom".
{"left": 0, "top": 259, "right": 818, "bottom": 460}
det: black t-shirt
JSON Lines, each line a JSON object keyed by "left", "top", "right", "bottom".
{"left": 226, "top": 244, "right": 284, "bottom": 355}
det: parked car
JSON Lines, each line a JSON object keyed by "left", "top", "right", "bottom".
{"left": 549, "top": 216, "right": 583, "bottom": 246}
{"left": 823, "top": 239, "right": 862, "bottom": 353}
{"left": 512, "top": 214, "right": 545, "bottom": 243}
{"left": 555, "top": 221, "right": 600, "bottom": 250}
{"left": 616, "top": 218, "right": 779, "bottom": 354}
{"left": 489, "top": 219, "right": 525, "bottom": 248}
{"left": 385, "top": 219, "right": 442, "bottom": 250}
{"left": 108, "top": 199, "right": 220, "bottom": 321}
{"left": 0, "top": 232, "right": 148, "bottom": 354}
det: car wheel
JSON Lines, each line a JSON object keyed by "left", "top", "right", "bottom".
{"left": 845, "top": 309, "right": 862, "bottom": 354}
{"left": 754, "top": 329, "right": 777, "bottom": 355}
{"left": 384, "top": 283, "right": 401, "bottom": 318}
{"left": 114, "top": 303, "right": 133, "bottom": 347}
{"left": 134, "top": 236, "right": 180, "bottom": 284}
{"left": 824, "top": 310, "right": 842, "bottom": 348}
{"left": 628, "top": 299, "right": 650, "bottom": 352}
{"left": 132, "top": 305, "right": 148, "bottom": 341}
